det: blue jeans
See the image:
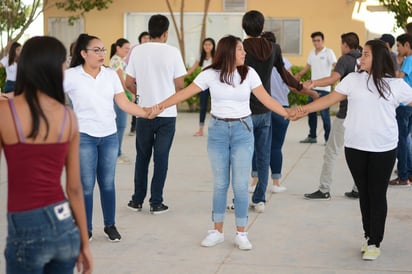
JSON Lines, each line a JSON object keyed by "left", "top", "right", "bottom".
{"left": 308, "top": 90, "right": 331, "bottom": 141}
{"left": 5, "top": 201, "right": 80, "bottom": 274}
{"left": 270, "top": 110, "right": 290, "bottom": 179}
{"left": 199, "top": 89, "right": 210, "bottom": 126}
{"left": 4, "top": 80, "right": 15, "bottom": 93}
{"left": 114, "top": 102, "right": 127, "bottom": 156}
{"left": 395, "top": 106, "right": 412, "bottom": 180}
{"left": 250, "top": 112, "right": 272, "bottom": 203}
{"left": 132, "top": 117, "right": 176, "bottom": 205}
{"left": 79, "top": 133, "right": 118, "bottom": 231}
{"left": 208, "top": 116, "right": 253, "bottom": 227}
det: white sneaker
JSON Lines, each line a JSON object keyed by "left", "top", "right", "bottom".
{"left": 201, "top": 230, "right": 224, "bottom": 247}
{"left": 117, "top": 155, "right": 131, "bottom": 164}
{"left": 234, "top": 232, "right": 252, "bottom": 250}
{"left": 250, "top": 202, "right": 265, "bottom": 213}
{"left": 271, "top": 185, "right": 287, "bottom": 193}
{"left": 362, "top": 245, "right": 380, "bottom": 260}
{"left": 248, "top": 184, "right": 256, "bottom": 193}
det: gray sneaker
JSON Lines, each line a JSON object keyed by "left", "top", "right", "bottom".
{"left": 304, "top": 190, "right": 331, "bottom": 200}
{"left": 300, "top": 136, "right": 317, "bottom": 143}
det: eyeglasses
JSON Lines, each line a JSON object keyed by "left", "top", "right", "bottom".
{"left": 86, "top": 48, "right": 107, "bottom": 54}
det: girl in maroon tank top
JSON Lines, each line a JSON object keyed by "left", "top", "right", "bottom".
{"left": 0, "top": 36, "right": 92, "bottom": 273}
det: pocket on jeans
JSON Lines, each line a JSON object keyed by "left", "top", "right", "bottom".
{"left": 5, "top": 236, "right": 47, "bottom": 272}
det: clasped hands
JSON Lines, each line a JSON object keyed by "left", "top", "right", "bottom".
{"left": 143, "top": 104, "right": 165, "bottom": 119}
{"left": 285, "top": 106, "right": 309, "bottom": 121}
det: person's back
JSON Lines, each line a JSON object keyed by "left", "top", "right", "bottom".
{"left": 127, "top": 42, "right": 183, "bottom": 116}
{"left": 0, "top": 36, "right": 92, "bottom": 274}
{"left": 125, "top": 14, "right": 187, "bottom": 214}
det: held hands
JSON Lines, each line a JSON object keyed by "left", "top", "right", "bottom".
{"left": 143, "top": 104, "right": 165, "bottom": 119}
{"left": 303, "top": 80, "right": 315, "bottom": 90}
{"left": 286, "top": 106, "right": 309, "bottom": 121}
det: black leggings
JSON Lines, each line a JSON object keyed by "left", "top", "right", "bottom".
{"left": 344, "top": 147, "right": 396, "bottom": 247}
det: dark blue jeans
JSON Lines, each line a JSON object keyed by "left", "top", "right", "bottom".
{"left": 5, "top": 201, "right": 80, "bottom": 274}
{"left": 251, "top": 112, "right": 272, "bottom": 203}
{"left": 395, "top": 106, "right": 412, "bottom": 180}
{"left": 132, "top": 117, "right": 176, "bottom": 205}
{"left": 4, "top": 80, "right": 15, "bottom": 93}
{"left": 198, "top": 89, "right": 210, "bottom": 126}
{"left": 270, "top": 110, "right": 290, "bottom": 179}
{"left": 308, "top": 90, "right": 331, "bottom": 141}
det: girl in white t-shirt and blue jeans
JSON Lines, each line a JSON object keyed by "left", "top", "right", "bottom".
{"left": 297, "top": 39, "right": 412, "bottom": 261}
{"left": 151, "top": 35, "right": 294, "bottom": 251}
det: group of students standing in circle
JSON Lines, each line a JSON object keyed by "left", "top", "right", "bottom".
{"left": 1, "top": 8, "right": 412, "bottom": 273}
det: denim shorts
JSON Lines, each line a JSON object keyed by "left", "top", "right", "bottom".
{"left": 5, "top": 201, "right": 81, "bottom": 274}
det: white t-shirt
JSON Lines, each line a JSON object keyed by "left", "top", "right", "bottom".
{"left": 194, "top": 67, "right": 262, "bottom": 118}
{"left": 64, "top": 65, "right": 123, "bottom": 137}
{"left": 307, "top": 47, "right": 337, "bottom": 92}
{"left": 336, "top": 71, "right": 412, "bottom": 152}
{"left": 0, "top": 56, "right": 17, "bottom": 81}
{"left": 125, "top": 42, "right": 187, "bottom": 117}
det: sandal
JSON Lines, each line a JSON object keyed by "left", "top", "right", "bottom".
{"left": 389, "top": 177, "right": 411, "bottom": 186}
{"left": 193, "top": 131, "right": 203, "bottom": 137}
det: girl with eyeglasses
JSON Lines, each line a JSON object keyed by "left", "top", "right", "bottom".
{"left": 64, "top": 33, "right": 160, "bottom": 243}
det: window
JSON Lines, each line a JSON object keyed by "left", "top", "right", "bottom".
{"left": 223, "top": 0, "right": 246, "bottom": 12}
{"left": 48, "top": 17, "right": 84, "bottom": 54}
{"left": 264, "top": 18, "right": 301, "bottom": 55}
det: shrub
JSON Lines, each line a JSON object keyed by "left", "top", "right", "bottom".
{"left": 288, "top": 65, "right": 311, "bottom": 106}
{"left": 183, "top": 67, "right": 201, "bottom": 112}
{"left": 0, "top": 67, "right": 5, "bottom": 93}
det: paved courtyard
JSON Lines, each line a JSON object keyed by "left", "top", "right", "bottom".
{"left": 0, "top": 112, "right": 411, "bottom": 273}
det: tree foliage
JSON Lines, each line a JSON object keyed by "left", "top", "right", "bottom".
{"left": 379, "top": 0, "right": 412, "bottom": 29}
{"left": 0, "top": 0, "right": 112, "bottom": 57}
{"left": 55, "top": 0, "right": 113, "bottom": 24}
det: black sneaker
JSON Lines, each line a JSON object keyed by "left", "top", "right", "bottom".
{"left": 300, "top": 136, "right": 317, "bottom": 143}
{"left": 304, "top": 190, "right": 331, "bottom": 200}
{"left": 104, "top": 225, "right": 121, "bottom": 242}
{"left": 344, "top": 190, "right": 359, "bottom": 199}
{"left": 150, "top": 203, "right": 169, "bottom": 214}
{"left": 88, "top": 231, "right": 93, "bottom": 242}
{"left": 127, "top": 200, "right": 142, "bottom": 212}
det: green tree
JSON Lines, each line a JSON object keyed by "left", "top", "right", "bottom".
{"left": 0, "top": 0, "right": 112, "bottom": 57}
{"left": 379, "top": 0, "right": 412, "bottom": 29}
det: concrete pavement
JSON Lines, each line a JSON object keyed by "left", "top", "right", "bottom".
{"left": 1, "top": 112, "right": 411, "bottom": 274}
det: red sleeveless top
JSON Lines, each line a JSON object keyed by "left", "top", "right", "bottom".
{"left": 3, "top": 99, "right": 70, "bottom": 212}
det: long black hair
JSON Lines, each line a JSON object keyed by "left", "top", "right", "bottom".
{"left": 8, "top": 42, "right": 21, "bottom": 66}
{"left": 110, "top": 38, "right": 130, "bottom": 59}
{"left": 199, "top": 38, "right": 215, "bottom": 67}
{"left": 364, "top": 39, "right": 395, "bottom": 99}
{"left": 206, "top": 35, "right": 248, "bottom": 86}
{"left": 14, "top": 36, "right": 67, "bottom": 140}
{"left": 70, "top": 33, "right": 99, "bottom": 67}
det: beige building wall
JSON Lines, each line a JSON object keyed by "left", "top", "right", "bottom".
{"left": 44, "top": 0, "right": 368, "bottom": 67}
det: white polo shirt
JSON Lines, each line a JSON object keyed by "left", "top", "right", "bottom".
{"left": 64, "top": 65, "right": 123, "bottom": 137}
{"left": 126, "top": 42, "right": 187, "bottom": 117}
{"left": 307, "top": 47, "right": 337, "bottom": 92}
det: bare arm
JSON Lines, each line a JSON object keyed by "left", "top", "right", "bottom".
{"left": 174, "top": 75, "right": 185, "bottom": 91}
{"left": 311, "top": 71, "right": 341, "bottom": 88}
{"left": 252, "top": 85, "right": 288, "bottom": 118}
{"left": 301, "top": 91, "right": 346, "bottom": 114}
{"left": 65, "top": 112, "right": 93, "bottom": 274}
{"left": 186, "top": 61, "right": 199, "bottom": 76}
{"left": 115, "top": 92, "right": 156, "bottom": 118}
{"left": 125, "top": 75, "right": 136, "bottom": 95}
{"left": 158, "top": 82, "right": 202, "bottom": 109}
{"left": 295, "top": 64, "right": 311, "bottom": 80}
